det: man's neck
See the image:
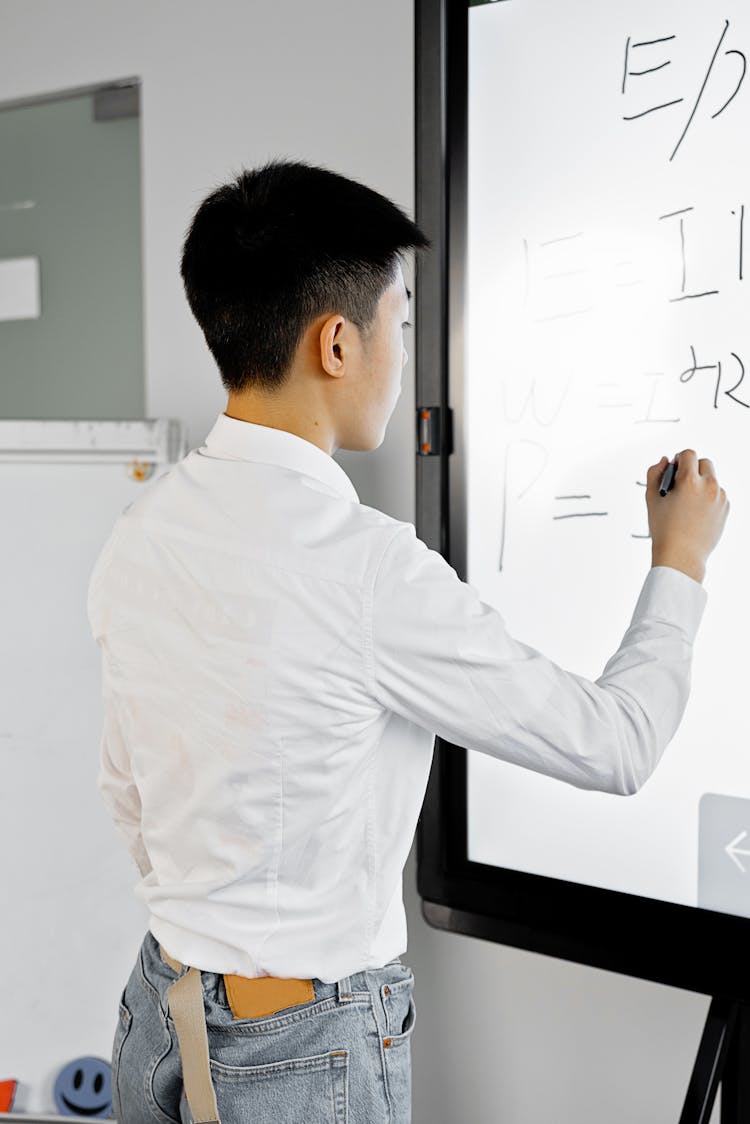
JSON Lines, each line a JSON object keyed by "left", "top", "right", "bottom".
{"left": 224, "top": 393, "right": 335, "bottom": 455}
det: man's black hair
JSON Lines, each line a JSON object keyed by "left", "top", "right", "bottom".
{"left": 180, "top": 157, "right": 431, "bottom": 393}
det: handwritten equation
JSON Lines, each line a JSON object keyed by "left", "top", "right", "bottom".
{"left": 523, "top": 201, "right": 745, "bottom": 322}
{"left": 471, "top": 10, "right": 750, "bottom": 573}
{"left": 495, "top": 348, "right": 747, "bottom": 570}
{"left": 496, "top": 438, "right": 664, "bottom": 571}
{"left": 622, "top": 19, "right": 746, "bottom": 160}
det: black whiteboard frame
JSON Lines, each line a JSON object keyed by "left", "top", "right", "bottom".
{"left": 413, "top": 0, "right": 750, "bottom": 1004}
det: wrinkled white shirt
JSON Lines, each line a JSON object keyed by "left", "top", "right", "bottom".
{"left": 87, "top": 410, "right": 708, "bottom": 982}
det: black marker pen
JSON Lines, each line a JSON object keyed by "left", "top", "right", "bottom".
{"left": 659, "top": 459, "right": 677, "bottom": 496}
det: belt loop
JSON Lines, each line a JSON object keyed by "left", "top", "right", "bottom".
{"left": 337, "top": 975, "right": 353, "bottom": 1003}
{"left": 160, "top": 942, "right": 189, "bottom": 978}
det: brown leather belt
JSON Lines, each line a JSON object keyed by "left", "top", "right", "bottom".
{"left": 159, "top": 942, "right": 314, "bottom": 1124}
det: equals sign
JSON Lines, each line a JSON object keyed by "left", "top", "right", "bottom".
{"left": 597, "top": 381, "right": 633, "bottom": 408}
{"left": 553, "top": 494, "right": 608, "bottom": 519}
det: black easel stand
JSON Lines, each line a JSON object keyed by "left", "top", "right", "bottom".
{"left": 679, "top": 997, "right": 750, "bottom": 1122}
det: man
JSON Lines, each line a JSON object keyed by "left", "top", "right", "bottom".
{"left": 87, "top": 157, "right": 729, "bottom": 1124}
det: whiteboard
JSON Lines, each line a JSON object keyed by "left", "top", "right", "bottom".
{"left": 0, "top": 419, "right": 186, "bottom": 1117}
{"left": 465, "top": 0, "right": 750, "bottom": 918}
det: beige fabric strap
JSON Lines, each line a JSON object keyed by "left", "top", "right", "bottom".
{"left": 160, "top": 945, "right": 221, "bottom": 1124}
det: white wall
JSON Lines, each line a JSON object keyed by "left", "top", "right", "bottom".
{"left": 0, "top": 2, "right": 716, "bottom": 1120}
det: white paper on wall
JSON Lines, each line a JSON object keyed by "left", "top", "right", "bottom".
{"left": 0, "top": 255, "right": 41, "bottom": 321}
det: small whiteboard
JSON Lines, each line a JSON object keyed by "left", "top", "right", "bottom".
{"left": 0, "top": 418, "right": 186, "bottom": 1117}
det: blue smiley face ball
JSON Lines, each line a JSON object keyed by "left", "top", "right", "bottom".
{"left": 53, "top": 1056, "right": 113, "bottom": 1117}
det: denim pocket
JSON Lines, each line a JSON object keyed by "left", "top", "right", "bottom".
{"left": 380, "top": 974, "right": 415, "bottom": 1122}
{"left": 380, "top": 972, "right": 416, "bottom": 1041}
{"left": 208, "top": 1048, "right": 349, "bottom": 1123}
{"left": 387, "top": 991, "right": 416, "bottom": 1045}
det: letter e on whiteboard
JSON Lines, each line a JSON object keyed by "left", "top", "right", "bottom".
{"left": 0, "top": 256, "right": 41, "bottom": 321}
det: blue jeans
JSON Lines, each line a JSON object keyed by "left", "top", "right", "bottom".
{"left": 112, "top": 929, "right": 416, "bottom": 1123}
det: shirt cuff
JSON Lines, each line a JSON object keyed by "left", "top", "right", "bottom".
{"left": 629, "top": 565, "right": 708, "bottom": 643}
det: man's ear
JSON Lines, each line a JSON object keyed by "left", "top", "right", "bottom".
{"left": 319, "top": 314, "right": 346, "bottom": 377}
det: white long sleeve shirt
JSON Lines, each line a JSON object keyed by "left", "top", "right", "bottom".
{"left": 87, "top": 410, "right": 708, "bottom": 982}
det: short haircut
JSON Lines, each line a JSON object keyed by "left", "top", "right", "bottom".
{"left": 180, "top": 157, "right": 431, "bottom": 393}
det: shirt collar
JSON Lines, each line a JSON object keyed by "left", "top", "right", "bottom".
{"left": 200, "top": 411, "right": 360, "bottom": 502}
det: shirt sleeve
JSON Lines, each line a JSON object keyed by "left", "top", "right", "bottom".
{"left": 87, "top": 520, "right": 151, "bottom": 878}
{"left": 365, "top": 524, "right": 708, "bottom": 795}
{"left": 96, "top": 682, "right": 153, "bottom": 880}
